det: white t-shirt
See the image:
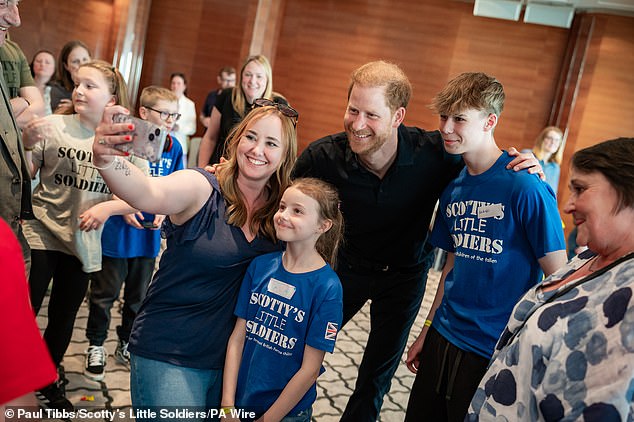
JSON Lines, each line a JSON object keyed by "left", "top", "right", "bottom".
{"left": 172, "top": 95, "right": 196, "bottom": 155}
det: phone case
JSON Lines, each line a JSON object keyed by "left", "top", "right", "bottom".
{"left": 112, "top": 114, "right": 167, "bottom": 163}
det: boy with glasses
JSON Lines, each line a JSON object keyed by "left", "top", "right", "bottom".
{"left": 84, "top": 86, "right": 184, "bottom": 381}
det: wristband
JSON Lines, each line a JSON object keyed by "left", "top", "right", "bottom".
{"left": 93, "top": 156, "right": 119, "bottom": 171}
{"left": 424, "top": 319, "right": 432, "bottom": 327}
{"left": 221, "top": 406, "right": 235, "bottom": 413}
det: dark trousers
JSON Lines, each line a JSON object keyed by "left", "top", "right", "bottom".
{"left": 28, "top": 249, "right": 90, "bottom": 366}
{"left": 86, "top": 255, "right": 155, "bottom": 345}
{"left": 404, "top": 327, "right": 489, "bottom": 422}
{"left": 338, "top": 255, "right": 429, "bottom": 422}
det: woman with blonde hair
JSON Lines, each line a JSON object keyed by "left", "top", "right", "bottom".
{"left": 531, "top": 126, "right": 564, "bottom": 194}
{"left": 197, "top": 54, "right": 288, "bottom": 166}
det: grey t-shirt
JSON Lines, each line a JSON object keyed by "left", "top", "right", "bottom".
{"left": 24, "top": 113, "right": 147, "bottom": 272}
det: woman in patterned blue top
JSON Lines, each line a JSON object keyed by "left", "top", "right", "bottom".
{"left": 468, "top": 138, "right": 634, "bottom": 421}
{"left": 91, "top": 103, "right": 299, "bottom": 418}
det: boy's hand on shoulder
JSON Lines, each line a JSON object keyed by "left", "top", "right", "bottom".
{"left": 506, "top": 147, "right": 545, "bottom": 180}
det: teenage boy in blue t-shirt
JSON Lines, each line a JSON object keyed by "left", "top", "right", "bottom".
{"left": 404, "top": 72, "right": 568, "bottom": 422}
{"left": 84, "top": 86, "right": 184, "bottom": 381}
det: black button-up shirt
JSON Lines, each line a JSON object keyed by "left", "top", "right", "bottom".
{"left": 293, "top": 124, "right": 463, "bottom": 269}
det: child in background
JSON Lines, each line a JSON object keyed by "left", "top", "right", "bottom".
{"left": 222, "top": 178, "right": 344, "bottom": 422}
{"left": 84, "top": 86, "right": 184, "bottom": 381}
{"left": 22, "top": 60, "right": 139, "bottom": 410}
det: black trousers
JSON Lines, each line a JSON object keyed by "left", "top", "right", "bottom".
{"left": 86, "top": 256, "right": 155, "bottom": 345}
{"left": 405, "top": 327, "right": 489, "bottom": 422}
{"left": 29, "top": 249, "right": 90, "bottom": 366}
{"left": 338, "top": 255, "right": 430, "bottom": 422}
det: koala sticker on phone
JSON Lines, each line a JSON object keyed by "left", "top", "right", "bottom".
{"left": 112, "top": 113, "right": 168, "bottom": 163}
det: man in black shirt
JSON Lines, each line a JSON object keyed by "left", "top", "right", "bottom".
{"left": 293, "top": 61, "right": 540, "bottom": 421}
{"left": 198, "top": 66, "right": 236, "bottom": 129}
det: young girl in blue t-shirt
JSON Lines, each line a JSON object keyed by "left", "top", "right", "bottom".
{"left": 222, "top": 177, "right": 344, "bottom": 422}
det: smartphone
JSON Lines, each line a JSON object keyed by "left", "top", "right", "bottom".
{"left": 141, "top": 220, "right": 158, "bottom": 229}
{"left": 112, "top": 113, "right": 168, "bottom": 163}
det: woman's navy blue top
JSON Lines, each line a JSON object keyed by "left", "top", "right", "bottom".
{"left": 128, "top": 169, "right": 281, "bottom": 369}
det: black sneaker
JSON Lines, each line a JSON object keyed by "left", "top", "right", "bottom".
{"left": 37, "top": 381, "right": 74, "bottom": 411}
{"left": 84, "top": 345, "right": 106, "bottom": 381}
{"left": 114, "top": 339, "right": 130, "bottom": 367}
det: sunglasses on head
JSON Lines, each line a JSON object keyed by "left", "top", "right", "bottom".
{"left": 253, "top": 98, "right": 299, "bottom": 127}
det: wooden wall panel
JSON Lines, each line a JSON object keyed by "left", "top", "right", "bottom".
{"left": 446, "top": 14, "right": 569, "bottom": 149}
{"left": 11, "top": 0, "right": 115, "bottom": 64}
{"left": 273, "top": 0, "right": 570, "bottom": 152}
{"left": 574, "top": 15, "right": 634, "bottom": 150}
{"left": 557, "top": 14, "right": 634, "bottom": 232}
{"left": 138, "top": 0, "right": 253, "bottom": 136}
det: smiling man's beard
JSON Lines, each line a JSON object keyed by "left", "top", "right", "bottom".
{"left": 346, "top": 128, "right": 390, "bottom": 157}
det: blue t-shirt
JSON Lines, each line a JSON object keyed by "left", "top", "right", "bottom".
{"left": 234, "top": 252, "right": 343, "bottom": 416}
{"left": 430, "top": 151, "right": 565, "bottom": 359}
{"left": 101, "top": 139, "right": 183, "bottom": 258}
{"left": 128, "top": 171, "right": 281, "bottom": 369}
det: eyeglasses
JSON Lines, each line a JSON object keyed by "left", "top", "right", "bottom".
{"left": 144, "top": 106, "right": 181, "bottom": 122}
{"left": 253, "top": 98, "right": 299, "bottom": 127}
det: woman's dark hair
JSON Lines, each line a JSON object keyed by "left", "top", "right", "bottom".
{"left": 57, "top": 40, "right": 91, "bottom": 91}
{"left": 170, "top": 72, "right": 188, "bottom": 96}
{"left": 572, "top": 138, "right": 634, "bottom": 212}
{"left": 29, "top": 49, "right": 56, "bottom": 79}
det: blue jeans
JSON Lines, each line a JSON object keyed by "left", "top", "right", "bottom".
{"left": 281, "top": 408, "right": 312, "bottom": 422}
{"left": 130, "top": 353, "right": 222, "bottom": 421}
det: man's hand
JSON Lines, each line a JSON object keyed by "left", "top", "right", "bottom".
{"left": 506, "top": 147, "right": 545, "bottom": 180}
{"left": 203, "top": 157, "right": 226, "bottom": 174}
